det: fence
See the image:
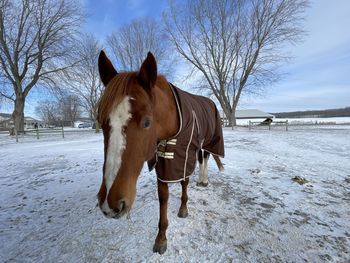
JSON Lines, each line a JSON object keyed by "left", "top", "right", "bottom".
{"left": 249, "top": 120, "right": 289, "bottom": 131}
{"left": 11, "top": 126, "right": 98, "bottom": 142}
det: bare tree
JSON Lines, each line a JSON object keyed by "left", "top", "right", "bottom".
{"left": 35, "top": 93, "right": 80, "bottom": 127}
{"left": 71, "top": 34, "right": 103, "bottom": 132}
{"left": 0, "top": 0, "right": 84, "bottom": 131}
{"left": 58, "top": 93, "right": 81, "bottom": 127}
{"left": 164, "top": 0, "right": 309, "bottom": 126}
{"left": 35, "top": 99, "right": 60, "bottom": 126}
{"left": 107, "top": 17, "right": 174, "bottom": 75}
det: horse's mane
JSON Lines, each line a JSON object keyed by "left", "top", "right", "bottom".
{"left": 97, "top": 72, "right": 135, "bottom": 124}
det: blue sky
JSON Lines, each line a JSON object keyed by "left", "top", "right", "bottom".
{"left": 2, "top": 0, "right": 349, "bottom": 116}
{"left": 83, "top": 0, "right": 350, "bottom": 113}
{"left": 83, "top": 0, "right": 166, "bottom": 42}
{"left": 244, "top": 0, "right": 350, "bottom": 112}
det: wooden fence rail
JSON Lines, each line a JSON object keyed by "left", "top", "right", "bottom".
{"left": 14, "top": 126, "right": 64, "bottom": 142}
{"left": 12, "top": 126, "right": 97, "bottom": 142}
{"left": 249, "top": 120, "right": 288, "bottom": 131}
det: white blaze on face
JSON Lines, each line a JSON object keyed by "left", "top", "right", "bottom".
{"left": 102, "top": 96, "right": 131, "bottom": 213}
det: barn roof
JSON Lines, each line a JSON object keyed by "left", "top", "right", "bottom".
{"left": 0, "top": 113, "right": 12, "bottom": 119}
{"left": 0, "top": 113, "right": 43, "bottom": 123}
{"left": 24, "top": 116, "right": 42, "bottom": 122}
{"left": 235, "top": 109, "right": 275, "bottom": 119}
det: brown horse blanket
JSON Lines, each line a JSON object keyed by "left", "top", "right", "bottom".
{"left": 148, "top": 84, "right": 224, "bottom": 183}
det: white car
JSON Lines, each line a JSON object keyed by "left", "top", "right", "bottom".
{"left": 78, "top": 123, "right": 91, "bottom": 128}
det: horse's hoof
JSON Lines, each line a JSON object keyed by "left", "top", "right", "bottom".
{"left": 196, "top": 182, "right": 208, "bottom": 187}
{"left": 153, "top": 241, "right": 167, "bottom": 254}
{"left": 178, "top": 209, "right": 188, "bottom": 218}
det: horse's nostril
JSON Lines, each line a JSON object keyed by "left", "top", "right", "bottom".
{"left": 103, "top": 211, "right": 107, "bottom": 216}
{"left": 113, "top": 200, "right": 126, "bottom": 214}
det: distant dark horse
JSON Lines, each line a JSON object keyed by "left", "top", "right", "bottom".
{"left": 97, "top": 51, "right": 224, "bottom": 254}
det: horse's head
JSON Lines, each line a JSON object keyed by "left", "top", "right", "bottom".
{"left": 97, "top": 51, "right": 159, "bottom": 218}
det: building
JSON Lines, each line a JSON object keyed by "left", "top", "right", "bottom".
{"left": 0, "top": 113, "right": 44, "bottom": 130}
{"left": 24, "top": 116, "right": 44, "bottom": 129}
{"left": 221, "top": 109, "right": 275, "bottom": 126}
{"left": 236, "top": 109, "right": 275, "bottom": 119}
{"left": 0, "top": 113, "right": 13, "bottom": 130}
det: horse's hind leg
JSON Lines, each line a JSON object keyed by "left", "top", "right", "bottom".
{"left": 197, "top": 150, "right": 210, "bottom": 187}
{"left": 178, "top": 177, "right": 189, "bottom": 218}
{"left": 153, "top": 180, "right": 169, "bottom": 254}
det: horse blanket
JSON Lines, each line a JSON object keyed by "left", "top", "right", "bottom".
{"left": 148, "top": 84, "right": 224, "bottom": 183}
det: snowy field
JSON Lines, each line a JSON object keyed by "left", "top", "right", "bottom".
{"left": 236, "top": 116, "right": 350, "bottom": 126}
{"left": 1, "top": 126, "right": 350, "bottom": 263}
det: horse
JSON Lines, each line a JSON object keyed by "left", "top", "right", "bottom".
{"left": 97, "top": 51, "right": 224, "bottom": 254}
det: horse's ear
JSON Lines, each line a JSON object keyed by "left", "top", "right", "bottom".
{"left": 137, "top": 52, "right": 157, "bottom": 90}
{"left": 98, "top": 50, "right": 118, "bottom": 86}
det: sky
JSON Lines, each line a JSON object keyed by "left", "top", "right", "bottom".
{"left": 83, "top": 0, "right": 167, "bottom": 41}
{"left": 245, "top": 0, "right": 350, "bottom": 112}
{"left": 82, "top": 0, "right": 350, "bottom": 113}
{"left": 1, "top": 0, "right": 349, "bottom": 116}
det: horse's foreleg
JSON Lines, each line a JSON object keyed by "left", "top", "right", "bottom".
{"left": 153, "top": 180, "right": 169, "bottom": 254}
{"left": 197, "top": 151, "right": 210, "bottom": 187}
{"left": 178, "top": 177, "right": 189, "bottom": 218}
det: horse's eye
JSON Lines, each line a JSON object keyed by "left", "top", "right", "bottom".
{"left": 142, "top": 117, "right": 151, "bottom": 129}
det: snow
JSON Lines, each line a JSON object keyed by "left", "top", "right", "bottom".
{"left": 236, "top": 116, "right": 350, "bottom": 126}
{"left": 274, "top": 117, "right": 350, "bottom": 125}
{"left": 1, "top": 126, "right": 350, "bottom": 262}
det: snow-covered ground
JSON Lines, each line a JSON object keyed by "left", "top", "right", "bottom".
{"left": 1, "top": 127, "right": 349, "bottom": 262}
{"left": 236, "top": 116, "right": 350, "bottom": 126}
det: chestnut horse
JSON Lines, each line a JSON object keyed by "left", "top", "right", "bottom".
{"left": 97, "top": 51, "right": 224, "bottom": 254}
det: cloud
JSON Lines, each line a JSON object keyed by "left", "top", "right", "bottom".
{"left": 19, "top": 0, "right": 350, "bottom": 117}
{"left": 251, "top": 0, "right": 350, "bottom": 112}
{"left": 243, "top": 84, "right": 350, "bottom": 112}
{"left": 291, "top": 0, "right": 350, "bottom": 58}
{"left": 126, "top": 0, "right": 145, "bottom": 10}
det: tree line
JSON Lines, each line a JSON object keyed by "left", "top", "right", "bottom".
{"left": 274, "top": 107, "right": 350, "bottom": 118}
{"left": 0, "top": 0, "right": 309, "bottom": 131}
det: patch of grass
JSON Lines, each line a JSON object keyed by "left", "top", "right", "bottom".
{"left": 291, "top": 176, "right": 309, "bottom": 185}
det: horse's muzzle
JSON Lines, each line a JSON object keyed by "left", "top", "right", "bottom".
{"left": 101, "top": 200, "right": 128, "bottom": 219}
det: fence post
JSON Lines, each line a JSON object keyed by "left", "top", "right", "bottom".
{"left": 286, "top": 120, "right": 289, "bottom": 131}
{"left": 36, "top": 127, "right": 39, "bottom": 139}
{"left": 62, "top": 125, "right": 65, "bottom": 138}
{"left": 269, "top": 122, "right": 271, "bottom": 131}
{"left": 15, "top": 129, "right": 18, "bottom": 143}
{"left": 249, "top": 121, "right": 251, "bottom": 131}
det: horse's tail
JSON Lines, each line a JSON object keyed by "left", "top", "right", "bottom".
{"left": 213, "top": 155, "right": 224, "bottom": 171}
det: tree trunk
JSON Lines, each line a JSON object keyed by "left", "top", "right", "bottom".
{"left": 92, "top": 109, "right": 100, "bottom": 133}
{"left": 94, "top": 120, "right": 100, "bottom": 133}
{"left": 229, "top": 98, "right": 240, "bottom": 128}
{"left": 12, "top": 96, "right": 25, "bottom": 133}
{"left": 229, "top": 110, "right": 237, "bottom": 129}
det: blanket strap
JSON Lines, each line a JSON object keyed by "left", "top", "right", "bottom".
{"left": 156, "top": 139, "right": 177, "bottom": 159}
